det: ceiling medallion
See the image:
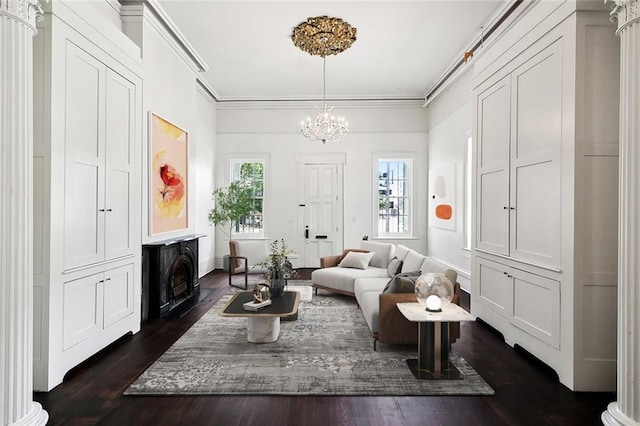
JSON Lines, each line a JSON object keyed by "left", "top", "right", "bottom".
{"left": 292, "top": 16, "right": 356, "bottom": 144}
{"left": 291, "top": 16, "right": 357, "bottom": 58}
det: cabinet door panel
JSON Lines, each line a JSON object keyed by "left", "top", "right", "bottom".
{"left": 478, "top": 171, "right": 510, "bottom": 255}
{"left": 476, "top": 77, "right": 511, "bottom": 255}
{"left": 64, "top": 43, "right": 105, "bottom": 269}
{"left": 476, "top": 258, "right": 512, "bottom": 318}
{"left": 478, "top": 77, "right": 511, "bottom": 170}
{"left": 511, "top": 269, "right": 560, "bottom": 349}
{"left": 513, "top": 41, "right": 562, "bottom": 159}
{"left": 65, "top": 164, "right": 102, "bottom": 267}
{"left": 103, "top": 264, "right": 134, "bottom": 328}
{"left": 510, "top": 41, "right": 562, "bottom": 267}
{"left": 105, "top": 69, "right": 135, "bottom": 259}
{"left": 63, "top": 273, "right": 103, "bottom": 350}
{"left": 513, "top": 160, "right": 561, "bottom": 266}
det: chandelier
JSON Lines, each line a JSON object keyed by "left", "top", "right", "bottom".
{"left": 292, "top": 16, "right": 357, "bottom": 144}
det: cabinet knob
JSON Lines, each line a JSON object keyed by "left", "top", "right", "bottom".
{"left": 99, "top": 209, "right": 105, "bottom": 212}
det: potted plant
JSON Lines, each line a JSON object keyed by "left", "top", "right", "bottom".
{"left": 257, "top": 239, "right": 297, "bottom": 297}
{"left": 208, "top": 180, "right": 256, "bottom": 271}
{"left": 208, "top": 180, "right": 255, "bottom": 238}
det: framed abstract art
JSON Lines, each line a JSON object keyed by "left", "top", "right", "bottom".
{"left": 149, "top": 112, "right": 188, "bottom": 234}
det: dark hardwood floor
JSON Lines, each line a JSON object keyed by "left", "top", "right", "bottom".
{"left": 34, "top": 269, "right": 613, "bottom": 426}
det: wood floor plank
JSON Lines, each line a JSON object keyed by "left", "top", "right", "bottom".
{"left": 34, "top": 269, "right": 613, "bottom": 426}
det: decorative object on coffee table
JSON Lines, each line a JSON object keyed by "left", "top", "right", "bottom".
{"left": 257, "top": 239, "right": 296, "bottom": 297}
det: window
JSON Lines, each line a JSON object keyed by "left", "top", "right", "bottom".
{"left": 375, "top": 156, "right": 413, "bottom": 238}
{"left": 230, "top": 160, "right": 264, "bottom": 235}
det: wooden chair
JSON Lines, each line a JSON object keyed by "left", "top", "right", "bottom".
{"left": 228, "top": 240, "right": 269, "bottom": 289}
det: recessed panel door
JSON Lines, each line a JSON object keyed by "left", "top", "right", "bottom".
{"left": 299, "top": 163, "right": 343, "bottom": 267}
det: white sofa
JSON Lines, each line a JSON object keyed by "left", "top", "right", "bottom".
{"left": 311, "top": 241, "right": 460, "bottom": 348}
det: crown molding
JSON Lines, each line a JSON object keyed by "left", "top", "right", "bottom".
{"left": 215, "top": 98, "right": 426, "bottom": 110}
{"left": 120, "top": 0, "right": 209, "bottom": 73}
{"left": 424, "top": 0, "right": 536, "bottom": 107}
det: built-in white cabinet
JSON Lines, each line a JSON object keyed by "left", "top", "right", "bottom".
{"left": 63, "top": 43, "right": 136, "bottom": 270}
{"left": 476, "top": 40, "right": 562, "bottom": 268}
{"left": 33, "top": 10, "right": 142, "bottom": 391}
{"left": 63, "top": 264, "right": 135, "bottom": 350}
{"left": 472, "top": 2, "right": 620, "bottom": 391}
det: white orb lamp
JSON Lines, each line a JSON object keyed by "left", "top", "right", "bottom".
{"left": 415, "top": 273, "right": 454, "bottom": 312}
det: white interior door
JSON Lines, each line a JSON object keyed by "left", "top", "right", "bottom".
{"left": 297, "top": 161, "right": 344, "bottom": 267}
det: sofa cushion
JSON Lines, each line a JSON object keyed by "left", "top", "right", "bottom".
{"left": 354, "top": 277, "right": 389, "bottom": 302}
{"left": 386, "top": 257, "right": 403, "bottom": 277}
{"left": 383, "top": 271, "right": 421, "bottom": 293}
{"left": 312, "top": 266, "right": 389, "bottom": 295}
{"left": 394, "top": 244, "right": 411, "bottom": 261}
{"left": 401, "top": 250, "right": 426, "bottom": 273}
{"left": 357, "top": 290, "right": 382, "bottom": 334}
{"left": 420, "top": 257, "right": 458, "bottom": 284}
{"left": 360, "top": 241, "right": 395, "bottom": 268}
{"left": 339, "top": 251, "right": 375, "bottom": 269}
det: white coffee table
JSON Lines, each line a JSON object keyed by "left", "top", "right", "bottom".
{"left": 396, "top": 302, "right": 475, "bottom": 380}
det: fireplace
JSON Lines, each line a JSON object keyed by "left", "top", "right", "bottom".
{"left": 142, "top": 235, "right": 202, "bottom": 321}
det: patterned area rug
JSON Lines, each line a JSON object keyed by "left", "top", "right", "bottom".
{"left": 125, "top": 283, "right": 494, "bottom": 396}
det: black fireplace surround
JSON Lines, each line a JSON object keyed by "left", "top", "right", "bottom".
{"left": 142, "top": 235, "right": 202, "bottom": 321}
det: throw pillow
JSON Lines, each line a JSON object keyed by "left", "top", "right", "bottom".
{"left": 360, "top": 241, "right": 395, "bottom": 268}
{"left": 383, "top": 271, "right": 421, "bottom": 293}
{"left": 339, "top": 251, "right": 375, "bottom": 269}
{"left": 386, "top": 257, "right": 403, "bottom": 278}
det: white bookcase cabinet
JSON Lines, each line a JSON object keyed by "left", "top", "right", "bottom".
{"left": 33, "top": 8, "right": 143, "bottom": 391}
{"left": 471, "top": 2, "right": 620, "bottom": 391}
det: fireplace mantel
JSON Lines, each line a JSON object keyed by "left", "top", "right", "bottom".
{"left": 142, "top": 235, "right": 204, "bottom": 321}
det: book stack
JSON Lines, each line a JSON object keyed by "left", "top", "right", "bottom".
{"left": 243, "top": 299, "right": 272, "bottom": 311}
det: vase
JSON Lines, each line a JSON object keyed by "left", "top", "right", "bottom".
{"left": 270, "top": 277, "right": 286, "bottom": 298}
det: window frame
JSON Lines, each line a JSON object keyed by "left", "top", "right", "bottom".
{"left": 227, "top": 155, "right": 268, "bottom": 238}
{"left": 463, "top": 130, "right": 473, "bottom": 251}
{"left": 372, "top": 153, "right": 416, "bottom": 239}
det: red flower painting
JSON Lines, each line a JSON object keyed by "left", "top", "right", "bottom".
{"left": 150, "top": 112, "right": 188, "bottom": 234}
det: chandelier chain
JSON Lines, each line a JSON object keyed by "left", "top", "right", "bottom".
{"left": 293, "top": 16, "right": 354, "bottom": 144}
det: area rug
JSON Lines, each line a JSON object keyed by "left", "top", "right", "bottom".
{"left": 125, "top": 283, "right": 494, "bottom": 396}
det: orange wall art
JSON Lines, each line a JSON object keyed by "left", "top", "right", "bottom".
{"left": 429, "top": 164, "right": 456, "bottom": 231}
{"left": 150, "top": 112, "right": 188, "bottom": 234}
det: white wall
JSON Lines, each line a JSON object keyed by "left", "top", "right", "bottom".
{"left": 215, "top": 102, "right": 429, "bottom": 268}
{"left": 194, "top": 88, "right": 217, "bottom": 275}
{"left": 425, "top": 69, "right": 474, "bottom": 292}
{"left": 123, "top": 6, "right": 217, "bottom": 275}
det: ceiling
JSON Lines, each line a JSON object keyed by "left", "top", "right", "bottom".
{"left": 156, "top": 0, "right": 510, "bottom": 102}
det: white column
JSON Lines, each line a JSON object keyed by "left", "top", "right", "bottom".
{"left": 0, "top": 1, "right": 48, "bottom": 425}
{"left": 603, "top": 1, "right": 640, "bottom": 425}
